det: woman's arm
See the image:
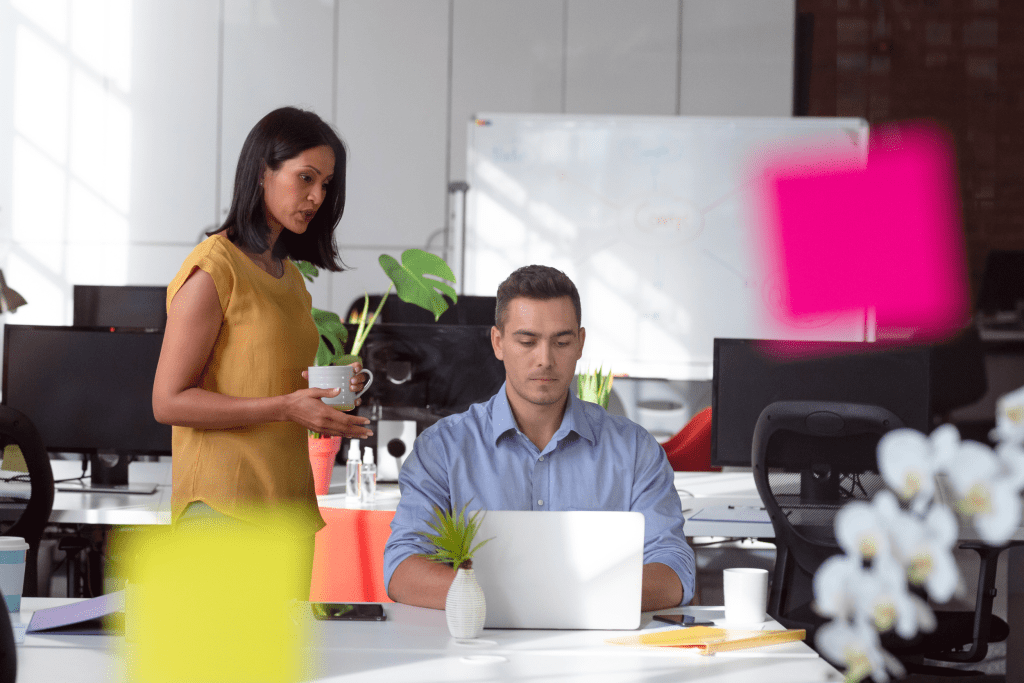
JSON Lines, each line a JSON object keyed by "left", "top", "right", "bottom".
{"left": 152, "top": 268, "right": 373, "bottom": 439}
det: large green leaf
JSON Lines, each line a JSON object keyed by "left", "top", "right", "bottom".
{"left": 311, "top": 307, "right": 348, "bottom": 366}
{"left": 379, "top": 249, "right": 457, "bottom": 321}
{"left": 293, "top": 260, "right": 319, "bottom": 284}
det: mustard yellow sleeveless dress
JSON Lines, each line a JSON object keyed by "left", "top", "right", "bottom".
{"left": 167, "top": 234, "right": 325, "bottom": 537}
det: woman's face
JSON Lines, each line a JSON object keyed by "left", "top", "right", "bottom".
{"left": 262, "top": 144, "right": 335, "bottom": 238}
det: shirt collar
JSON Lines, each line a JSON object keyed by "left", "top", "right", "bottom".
{"left": 490, "top": 382, "right": 598, "bottom": 447}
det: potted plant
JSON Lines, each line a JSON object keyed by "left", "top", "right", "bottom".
{"left": 418, "top": 501, "right": 493, "bottom": 638}
{"left": 297, "top": 248, "right": 457, "bottom": 494}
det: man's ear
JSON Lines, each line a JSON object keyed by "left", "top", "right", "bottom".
{"left": 576, "top": 327, "right": 586, "bottom": 359}
{"left": 491, "top": 325, "right": 504, "bottom": 361}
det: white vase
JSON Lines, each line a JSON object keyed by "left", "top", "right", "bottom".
{"left": 445, "top": 567, "right": 486, "bottom": 638}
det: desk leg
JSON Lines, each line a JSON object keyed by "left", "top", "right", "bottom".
{"left": 1009, "top": 545, "right": 1023, "bottom": 683}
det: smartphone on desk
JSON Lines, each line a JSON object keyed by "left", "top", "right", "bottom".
{"left": 311, "top": 603, "right": 386, "bottom": 621}
{"left": 652, "top": 613, "right": 715, "bottom": 627}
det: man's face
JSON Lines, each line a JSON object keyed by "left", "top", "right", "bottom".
{"left": 491, "top": 296, "right": 585, "bottom": 411}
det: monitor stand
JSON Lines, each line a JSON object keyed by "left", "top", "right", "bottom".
{"left": 55, "top": 451, "right": 158, "bottom": 495}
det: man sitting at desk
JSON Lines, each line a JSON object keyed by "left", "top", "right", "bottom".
{"left": 383, "top": 265, "right": 695, "bottom": 611}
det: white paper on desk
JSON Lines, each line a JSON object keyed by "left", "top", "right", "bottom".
{"left": 27, "top": 590, "right": 124, "bottom": 635}
{"left": 689, "top": 506, "right": 771, "bottom": 524}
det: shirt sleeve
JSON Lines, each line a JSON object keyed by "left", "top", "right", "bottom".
{"left": 166, "top": 237, "right": 234, "bottom": 315}
{"left": 382, "top": 426, "right": 454, "bottom": 592}
{"left": 630, "top": 429, "right": 697, "bottom": 605}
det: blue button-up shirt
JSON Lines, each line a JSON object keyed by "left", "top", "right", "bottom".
{"left": 383, "top": 384, "right": 695, "bottom": 605}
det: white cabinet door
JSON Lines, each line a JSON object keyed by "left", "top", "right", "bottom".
{"left": 220, "top": 0, "right": 337, "bottom": 224}
{"left": 679, "top": 0, "right": 795, "bottom": 116}
{"left": 565, "top": 0, "right": 680, "bottom": 116}
{"left": 449, "top": 0, "right": 565, "bottom": 184}
{"left": 128, "top": 0, "right": 219, "bottom": 284}
{"left": 334, "top": 0, "right": 449, "bottom": 250}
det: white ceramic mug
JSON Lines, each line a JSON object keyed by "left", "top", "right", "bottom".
{"left": 308, "top": 365, "right": 374, "bottom": 411}
{"left": 723, "top": 567, "right": 768, "bottom": 624}
{"left": 0, "top": 536, "right": 29, "bottom": 612}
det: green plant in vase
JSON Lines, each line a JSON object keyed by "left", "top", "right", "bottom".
{"left": 295, "top": 248, "right": 458, "bottom": 368}
{"left": 418, "top": 501, "right": 492, "bottom": 571}
{"left": 296, "top": 249, "right": 456, "bottom": 438}
{"left": 418, "top": 501, "right": 493, "bottom": 639}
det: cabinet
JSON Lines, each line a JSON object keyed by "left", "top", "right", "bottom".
{"left": 219, "top": 0, "right": 337, "bottom": 223}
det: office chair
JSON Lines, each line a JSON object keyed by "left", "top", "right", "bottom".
{"left": 752, "top": 400, "right": 1014, "bottom": 674}
{"left": 0, "top": 406, "right": 55, "bottom": 598}
{"left": 663, "top": 407, "right": 720, "bottom": 472}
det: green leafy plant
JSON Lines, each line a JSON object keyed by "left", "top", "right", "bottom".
{"left": 576, "top": 365, "right": 615, "bottom": 409}
{"left": 296, "top": 248, "right": 457, "bottom": 367}
{"left": 417, "top": 501, "right": 493, "bottom": 570}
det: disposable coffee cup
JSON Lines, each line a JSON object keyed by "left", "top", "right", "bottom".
{"left": 0, "top": 537, "right": 29, "bottom": 612}
{"left": 723, "top": 567, "right": 768, "bottom": 624}
{"left": 308, "top": 365, "right": 374, "bottom": 411}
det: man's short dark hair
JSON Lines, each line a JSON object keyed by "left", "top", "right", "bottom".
{"left": 495, "top": 265, "right": 582, "bottom": 330}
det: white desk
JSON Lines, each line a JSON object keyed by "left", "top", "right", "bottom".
{"left": 11, "top": 598, "right": 842, "bottom": 683}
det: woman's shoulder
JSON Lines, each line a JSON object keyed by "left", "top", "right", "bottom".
{"left": 180, "top": 234, "right": 243, "bottom": 273}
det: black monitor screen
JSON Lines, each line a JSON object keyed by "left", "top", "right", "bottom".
{"left": 2, "top": 325, "right": 171, "bottom": 455}
{"left": 73, "top": 285, "right": 167, "bottom": 329}
{"left": 710, "top": 338, "right": 932, "bottom": 468}
{"left": 351, "top": 323, "right": 505, "bottom": 417}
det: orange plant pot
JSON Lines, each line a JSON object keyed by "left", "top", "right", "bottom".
{"left": 308, "top": 436, "right": 342, "bottom": 495}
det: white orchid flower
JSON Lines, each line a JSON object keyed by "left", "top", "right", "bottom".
{"left": 993, "top": 384, "right": 1024, "bottom": 445}
{"left": 813, "top": 554, "right": 865, "bottom": 620}
{"left": 905, "top": 504, "right": 960, "bottom": 602}
{"left": 877, "top": 429, "right": 936, "bottom": 510}
{"left": 858, "top": 553, "right": 936, "bottom": 639}
{"left": 947, "top": 439, "right": 1024, "bottom": 545}
{"left": 835, "top": 498, "right": 891, "bottom": 561}
{"left": 816, "top": 618, "right": 906, "bottom": 683}
{"left": 929, "top": 423, "right": 961, "bottom": 472}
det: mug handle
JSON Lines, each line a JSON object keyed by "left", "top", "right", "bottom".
{"left": 354, "top": 368, "right": 374, "bottom": 398}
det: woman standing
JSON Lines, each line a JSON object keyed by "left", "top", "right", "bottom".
{"left": 152, "top": 107, "right": 373, "bottom": 594}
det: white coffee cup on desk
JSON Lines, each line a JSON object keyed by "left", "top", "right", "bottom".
{"left": 0, "top": 536, "right": 29, "bottom": 612}
{"left": 723, "top": 567, "right": 769, "bottom": 624}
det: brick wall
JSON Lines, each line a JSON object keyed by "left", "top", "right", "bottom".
{"left": 796, "top": 0, "right": 1024, "bottom": 303}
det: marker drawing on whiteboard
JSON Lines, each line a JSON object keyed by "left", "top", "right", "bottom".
{"left": 703, "top": 249, "right": 750, "bottom": 287}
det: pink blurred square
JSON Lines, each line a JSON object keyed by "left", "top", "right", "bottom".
{"left": 758, "top": 121, "right": 970, "bottom": 343}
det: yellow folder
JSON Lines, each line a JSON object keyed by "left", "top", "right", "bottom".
{"left": 607, "top": 626, "right": 806, "bottom": 656}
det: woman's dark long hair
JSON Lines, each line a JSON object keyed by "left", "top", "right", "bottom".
{"left": 212, "top": 107, "right": 347, "bottom": 270}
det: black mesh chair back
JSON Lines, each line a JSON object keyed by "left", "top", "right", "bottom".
{"left": 752, "top": 400, "right": 899, "bottom": 635}
{"left": 0, "top": 405, "right": 55, "bottom": 597}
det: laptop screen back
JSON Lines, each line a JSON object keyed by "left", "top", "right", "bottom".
{"left": 471, "top": 510, "right": 645, "bottom": 630}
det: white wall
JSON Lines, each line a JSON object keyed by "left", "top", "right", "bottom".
{"left": 0, "top": 0, "right": 794, "bottom": 327}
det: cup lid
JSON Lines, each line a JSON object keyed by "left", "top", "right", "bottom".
{"left": 0, "top": 536, "right": 28, "bottom": 550}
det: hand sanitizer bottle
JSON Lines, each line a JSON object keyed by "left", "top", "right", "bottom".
{"left": 360, "top": 447, "right": 377, "bottom": 505}
{"left": 345, "top": 439, "right": 361, "bottom": 499}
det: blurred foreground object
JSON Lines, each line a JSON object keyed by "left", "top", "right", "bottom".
{"left": 115, "top": 520, "right": 312, "bottom": 683}
{"left": 757, "top": 120, "right": 969, "bottom": 344}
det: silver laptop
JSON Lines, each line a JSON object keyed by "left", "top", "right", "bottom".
{"left": 472, "top": 510, "right": 645, "bottom": 630}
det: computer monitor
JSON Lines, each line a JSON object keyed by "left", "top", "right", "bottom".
{"left": 710, "top": 338, "right": 932, "bottom": 469}
{"left": 2, "top": 325, "right": 170, "bottom": 492}
{"left": 352, "top": 322, "right": 505, "bottom": 418}
{"left": 73, "top": 285, "right": 167, "bottom": 329}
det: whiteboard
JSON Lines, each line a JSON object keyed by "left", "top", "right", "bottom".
{"left": 463, "top": 114, "right": 870, "bottom": 380}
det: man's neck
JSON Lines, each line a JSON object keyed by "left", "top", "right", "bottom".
{"left": 505, "top": 386, "right": 569, "bottom": 451}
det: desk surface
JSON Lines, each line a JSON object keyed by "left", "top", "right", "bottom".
{"left": 13, "top": 598, "right": 842, "bottom": 683}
